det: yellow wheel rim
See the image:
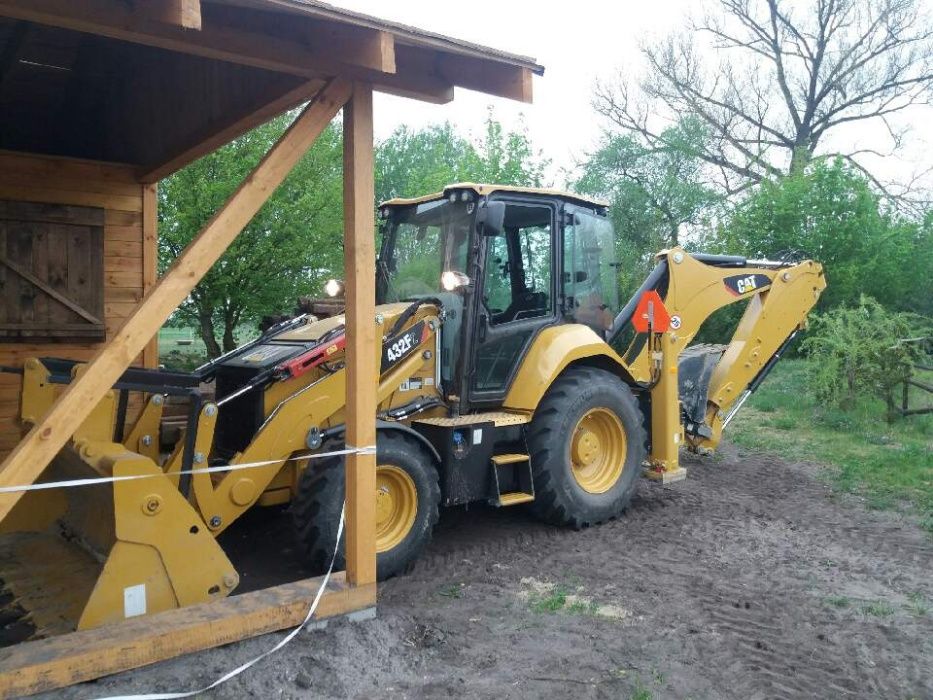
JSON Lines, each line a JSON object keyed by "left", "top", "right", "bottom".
{"left": 570, "top": 408, "right": 627, "bottom": 494}
{"left": 374, "top": 465, "right": 418, "bottom": 553}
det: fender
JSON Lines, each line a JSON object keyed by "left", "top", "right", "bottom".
{"left": 376, "top": 420, "right": 442, "bottom": 463}
{"left": 502, "top": 324, "right": 638, "bottom": 412}
{"left": 317, "top": 419, "right": 443, "bottom": 464}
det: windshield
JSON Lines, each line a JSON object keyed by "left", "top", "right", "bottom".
{"left": 378, "top": 199, "right": 473, "bottom": 303}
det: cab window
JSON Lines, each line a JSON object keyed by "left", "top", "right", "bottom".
{"left": 563, "top": 210, "right": 618, "bottom": 334}
{"left": 481, "top": 205, "right": 552, "bottom": 325}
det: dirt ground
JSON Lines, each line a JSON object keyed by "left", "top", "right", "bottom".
{"left": 56, "top": 444, "right": 932, "bottom": 700}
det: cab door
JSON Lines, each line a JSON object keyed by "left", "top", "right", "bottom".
{"left": 467, "top": 198, "right": 558, "bottom": 407}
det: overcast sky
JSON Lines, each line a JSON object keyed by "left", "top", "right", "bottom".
{"left": 328, "top": 0, "right": 932, "bottom": 193}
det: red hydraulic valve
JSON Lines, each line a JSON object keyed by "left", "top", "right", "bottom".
{"left": 277, "top": 333, "right": 346, "bottom": 379}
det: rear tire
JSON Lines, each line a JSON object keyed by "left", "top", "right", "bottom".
{"left": 527, "top": 366, "right": 646, "bottom": 528}
{"left": 291, "top": 432, "right": 440, "bottom": 580}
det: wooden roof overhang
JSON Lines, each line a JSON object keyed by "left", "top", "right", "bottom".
{"left": 0, "top": 0, "right": 544, "bottom": 181}
{"left": 0, "top": 4, "right": 543, "bottom": 692}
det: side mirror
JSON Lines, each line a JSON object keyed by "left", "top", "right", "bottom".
{"left": 477, "top": 201, "right": 506, "bottom": 236}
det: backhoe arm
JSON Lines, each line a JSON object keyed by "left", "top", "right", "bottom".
{"left": 616, "top": 248, "right": 826, "bottom": 465}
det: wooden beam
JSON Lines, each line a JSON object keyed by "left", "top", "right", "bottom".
{"left": 0, "top": 0, "right": 395, "bottom": 78}
{"left": 138, "top": 78, "right": 325, "bottom": 183}
{"left": 0, "top": 78, "right": 352, "bottom": 522}
{"left": 396, "top": 44, "right": 534, "bottom": 103}
{"left": 0, "top": 256, "right": 102, "bottom": 325}
{"left": 143, "top": 0, "right": 202, "bottom": 30}
{"left": 141, "top": 182, "right": 158, "bottom": 368}
{"left": 343, "top": 82, "right": 377, "bottom": 588}
{"left": 0, "top": 572, "right": 376, "bottom": 697}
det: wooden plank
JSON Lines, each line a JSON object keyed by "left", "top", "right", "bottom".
{"left": 0, "top": 151, "right": 137, "bottom": 186}
{"left": 45, "top": 224, "right": 69, "bottom": 326}
{"left": 139, "top": 78, "right": 324, "bottom": 183}
{"left": 0, "top": 254, "right": 101, "bottom": 324}
{"left": 145, "top": 0, "right": 202, "bottom": 30}
{"left": 342, "top": 82, "right": 377, "bottom": 588}
{"left": 141, "top": 183, "right": 158, "bottom": 368}
{"left": 396, "top": 44, "right": 534, "bottom": 103}
{"left": 103, "top": 258, "right": 143, "bottom": 274}
{"left": 0, "top": 79, "right": 351, "bottom": 523}
{"left": 104, "top": 210, "right": 141, "bottom": 227}
{"left": 31, "top": 224, "right": 48, "bottom": 322}
{"left": 0, "top": 184, "right": 141, "bottom": 212}
{"left": 6, "top": 222, "right": 31, "bottom": 326}
{"left": 0, "top": 0, "right": 396, "bottom": 80}
{"left": 105, "top": 225, "right": 144, "bottom": 243}
{"left": 0, "top": 573, "right": 376, "bottom": 697}
{"left": 103, "top": 271, "right": 143, "bottom": 288}
{"left": 0, "top": 170, "right": 141, "bottom": 198}
{"left": 0, "top": 224, "right": 5, "bottom": 326}
{"left": 206, "top": 3, "right": 395, "bottom": 74}
{"left": 103, "top": 239, "right": 142, "bottom": 258}
{"left": 102, "top": 286, "right": 143, "bottom": 303}
{"left": 0, "top": 200, "right": 105, "bottom": 228}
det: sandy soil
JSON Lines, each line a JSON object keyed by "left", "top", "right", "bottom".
{"left": 55, "top": 444, "right": 932, "bottom": 699}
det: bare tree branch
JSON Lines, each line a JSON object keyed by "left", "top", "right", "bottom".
{"left": 594, "top": 0, "right": 933, "bottom": 204}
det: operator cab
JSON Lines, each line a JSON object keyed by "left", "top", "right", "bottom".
{"left": 377, "top": 183, "right": 619, "bottom": 413}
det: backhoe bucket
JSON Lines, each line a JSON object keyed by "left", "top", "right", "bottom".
{"left": 0, "top": 444, "right": 238, "bottom": 643}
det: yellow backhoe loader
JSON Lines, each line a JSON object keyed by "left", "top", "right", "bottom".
{"left": 0, "top": 183, "right": 825, "bottom": 640}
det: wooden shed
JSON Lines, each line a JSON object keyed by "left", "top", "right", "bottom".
{"left": 0, "top": 1, "right": 541, "bottom": 693}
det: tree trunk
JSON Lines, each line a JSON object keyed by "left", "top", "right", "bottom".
{"left": 221, "top": 306, "right": 239, "bottom": 352}
{"left": 222, "top": 322, "right": 237, "bottom": 353}
{"left": 198, "top": 311, "right": 222, "bottom": 358}
{"left": 789, "top": 138, "right": 812, "bottom": 174}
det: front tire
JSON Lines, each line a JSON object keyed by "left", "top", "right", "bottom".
{"left": 291, "top": 432, "right": 440, "bottom": 580}
{"left": 527, "top": 366, "right": 647, "bottom": 528}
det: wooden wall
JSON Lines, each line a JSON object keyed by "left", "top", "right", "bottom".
{"left": 0, "top": 151, "right": 156, "bottom": 457}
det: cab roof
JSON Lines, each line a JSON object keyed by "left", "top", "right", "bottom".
{"left": 380, "top": 183, "right": 609, "bottom": 209}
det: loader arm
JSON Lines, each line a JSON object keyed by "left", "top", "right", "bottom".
{"left": 615, "top": 248, "right": 826, "bottom": 451}
{"left": 192, "top": 310, "right": 441, "bottom": 535}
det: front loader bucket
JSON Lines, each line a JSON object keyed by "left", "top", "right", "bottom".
{"left": 0, "top": 444, "right": 238, "bottom": 643}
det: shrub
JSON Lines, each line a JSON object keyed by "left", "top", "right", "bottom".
{"left": 801, "top": 297, "right": 929, "bottom": 421}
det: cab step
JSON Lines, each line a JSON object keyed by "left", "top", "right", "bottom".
{"left": 490, "top": 452, "right": 534, "bottom": 507}
{"left": 491, "top": 453, "right": 529, "bottom": 466}
{"left": 498, "top": 492, "right": 535, "bottom": 506}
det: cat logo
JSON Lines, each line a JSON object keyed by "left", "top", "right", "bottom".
{"left": 724, "top": 273, "right": 772, "bottom": 297}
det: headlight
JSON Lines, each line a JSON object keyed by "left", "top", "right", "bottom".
{"left": 441, "top": 270, "right": 470, "bottom": 291}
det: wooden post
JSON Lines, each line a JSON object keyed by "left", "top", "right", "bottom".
{"left": 342, "top": 82, "right": 377, "bottom": 587}
{"left": 141, "top": 182, "right": 158, "bottom": 368}
{"left": 0, "top": 78, "right": 351, "bottom": 521}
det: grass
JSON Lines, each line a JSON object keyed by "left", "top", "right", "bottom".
{"left": 530, "top": 587, "right": 568, "bottom": 614}
{"left": 729, "top": 359, "right": 933, "bottom": 533}
{"left": 437, "top": 583, "right": 463, "bottom": 599}
{"left": 630, "top": 687, "right": 653, "bottom": 700}
{"left": 905, "top": 592, "right": 928, "bottom": 616}
{"left": 524, "top": 581, "right": 604, "bottom": 617}
{"left": 860, "top": 601, "right": 895, "bottom": 617}
{"left": 158, "top": 325, "right": 258, "bottom": 370}
{"left": 824, "top": 595, "right": 851, "bottom": 609}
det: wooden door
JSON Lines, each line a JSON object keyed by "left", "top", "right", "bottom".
{"left": 0, "top": 200, "right": 105, "bottom": 341}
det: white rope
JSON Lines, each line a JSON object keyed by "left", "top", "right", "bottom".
{"left": 94, "top": 504, "right": 347, "bottom": 700}
{"left": 0, "top": 446, "right": 377, "bottom": 494}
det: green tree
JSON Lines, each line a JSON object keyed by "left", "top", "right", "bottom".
{"left": 376, "top": 110, "right": 548, "bottom": 203}
{"left": 719, "top": 158, "right": 932, "bottom": 313}
{"left": 375, "top": 122, "right": 476, "bottom": 204}
{"left": 577, "top": 117, "right": 720, "bottom": 301}
{"left": 469, "top": 109, "right": 548, "bottom": 187}
{"left": 802, "top": 297, "right": 930, "bottom": 421}
{"left": 159, "top": 113, "right": 344, "bottom": 357}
